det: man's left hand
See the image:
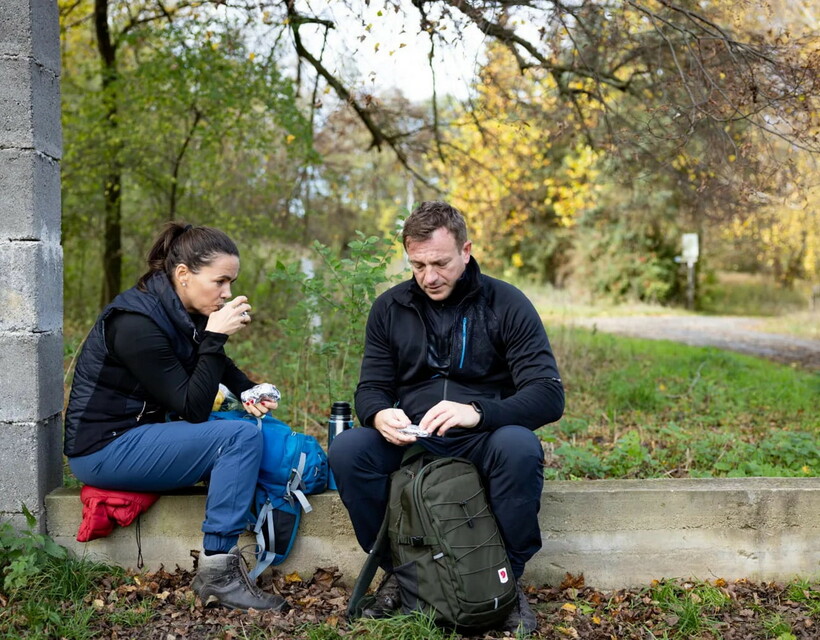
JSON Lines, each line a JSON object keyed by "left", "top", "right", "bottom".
{"left": 418, "top": 400, "right": 481, "bottom": 436}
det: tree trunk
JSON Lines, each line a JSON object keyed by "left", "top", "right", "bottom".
{"left": 95, "top": 0, "right": 122, "bottom": 307}
{"left": 169, "top": 109, "right": 201, "bottom": 221}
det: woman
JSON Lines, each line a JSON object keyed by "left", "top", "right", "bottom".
{"left": 64, "top": 222, "right": 285, "bottom": 611}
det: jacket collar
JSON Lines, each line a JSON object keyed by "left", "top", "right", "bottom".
{"left": 144, "top": 272, "right": 203, "bottom": 344}
{"left": 397, "top": 257, "right": 483, "bottom": 307}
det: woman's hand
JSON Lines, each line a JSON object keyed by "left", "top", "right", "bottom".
{"left": 205, "top": 296, "right": 252, "bottom": 336}
{"left": 244, "top": 399, "right": 278, "bottom": 417}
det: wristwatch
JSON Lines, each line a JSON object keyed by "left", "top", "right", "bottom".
{"left": 470, "top": 401, "right": 484, "bottom": 426}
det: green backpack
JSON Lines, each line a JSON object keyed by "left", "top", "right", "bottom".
{"left": 348, "top": 447, "right": 517, "bottom": 629}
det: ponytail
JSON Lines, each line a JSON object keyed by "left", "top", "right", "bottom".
{"left": 137, "top": 222, "right": 239, "bottom": 291}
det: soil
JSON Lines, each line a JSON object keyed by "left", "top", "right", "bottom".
{"left": 572, "top": 315, "right": 820, "bottom": 371}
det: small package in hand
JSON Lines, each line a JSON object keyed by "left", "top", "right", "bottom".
{"left": 241, "top": 383, "right": 281, "bottom": 406}
{"left": 401, "top": 424, "right": 430, "bottom": 438}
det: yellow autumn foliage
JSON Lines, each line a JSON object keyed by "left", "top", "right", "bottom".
{"left": 722, "top": 151, "right": 820, "bottom": 285}
{"left": 427, "top": 44, "right": 601, "bottom": 277}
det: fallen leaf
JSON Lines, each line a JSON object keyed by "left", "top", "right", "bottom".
{"left": 560, "top": 573, "right": 585, "bottom": 589}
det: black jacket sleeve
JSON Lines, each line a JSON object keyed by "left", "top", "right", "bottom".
{"left": 354, "top": 297, "right": 399, "bottom": 427}
{"left": 479, "top": 284, "right": 564, "bottom": 430}
{"left": 106, "top": 312, "right": 254, "bottom": 422}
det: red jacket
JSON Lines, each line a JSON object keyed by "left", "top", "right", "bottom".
{"left": 76, "top": 485, "right": 159, "bottom": 542}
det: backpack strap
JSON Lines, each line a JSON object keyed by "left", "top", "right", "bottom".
{"left": 287, "top": 452, "right": 313, "bottom": 513}
{"left": 249, "top": 500, "right": 277, "bottom": 580}
{"left": 395, "top": 534, "right": 438, "bottom": 546}
{"left": 249, "top": 453, "right": 315, "bottom": 580}
{"left": 347, "top": 507, "right": 390, "bottom": 619}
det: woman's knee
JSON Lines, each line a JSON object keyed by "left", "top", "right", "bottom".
{"left": 222, "top": 420, "right": 264, "bottom": 458}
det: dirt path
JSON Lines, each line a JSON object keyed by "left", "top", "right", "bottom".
{"left": 573, "top": 315, "right": 820, "bottom": 371}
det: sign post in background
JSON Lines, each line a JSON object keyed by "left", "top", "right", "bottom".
{"left": 681, "top": 233, "right": 699, "bottom": 310}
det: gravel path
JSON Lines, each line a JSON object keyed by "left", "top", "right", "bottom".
{"left": 573, "top": 315, "right": 820, "bottom": 371}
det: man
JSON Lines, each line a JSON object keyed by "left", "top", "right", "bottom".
{"left": 329, "top": 201, "right": 564, "bottom": 634}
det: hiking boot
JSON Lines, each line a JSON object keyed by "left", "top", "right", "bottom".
{"left": 500, "top": 579, "right": 537, "bottom": 635}
{"left": 192, "top": 547, "right": 288, "bottom": 611}
{"left": 361, "top": 573, "right": 402, "bottom": 619}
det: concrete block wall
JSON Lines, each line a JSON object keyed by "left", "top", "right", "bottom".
{"left": 0, "top": 0, "right": 63, "bottom": 531}
{"left": 46, "top": 478, "right": 820, "bottom": 589}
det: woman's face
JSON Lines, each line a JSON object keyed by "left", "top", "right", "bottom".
{"left": 174, "top": 253, "right": 240, "bottom": 315}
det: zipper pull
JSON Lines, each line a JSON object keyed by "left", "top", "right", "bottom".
{"left": 460, "top": 500, "right": 474, "bottom": 528}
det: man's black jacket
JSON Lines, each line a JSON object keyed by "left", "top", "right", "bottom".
{"left": 355, "top": 258, "right": 564, "bottom": 431}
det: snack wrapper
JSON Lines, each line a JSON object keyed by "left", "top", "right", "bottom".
{"left": 401, "top": 424, "right": 430, "bottom": 438}
{"left": 213, "top": 384, "right": 242, "bottom": 411}
{"left": 241, "top": 383, "right": 281, "bottom": 406}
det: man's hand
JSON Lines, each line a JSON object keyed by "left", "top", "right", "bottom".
{"left": 418, "top": 400, "right": 481, "bottom": 437}
{"left": 374, "top": 407, "right": 418, "bottom": 445}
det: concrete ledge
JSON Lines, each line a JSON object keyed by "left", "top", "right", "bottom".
{"left": 46, "top": 478, "right": 820, "bottom": 589}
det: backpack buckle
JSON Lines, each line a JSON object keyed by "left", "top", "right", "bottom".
{"left": 410, "top": 536, "right": 425, "bottom": 547}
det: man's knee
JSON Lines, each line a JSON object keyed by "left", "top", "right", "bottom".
{"left": 329, "top": 427, "right": 407, "bottom": 484}
{"left": 328, "top": 426, "right": 381, "bottom": 473}
{"left": 486, "top": 425, "right": 544, "bottom": 466}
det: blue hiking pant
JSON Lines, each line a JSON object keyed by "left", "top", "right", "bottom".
{"left": 69, "top": 419, "right": 262, "bottom": 553}
{"left": 328, "top": 425, "right": 544, "bottom": 578}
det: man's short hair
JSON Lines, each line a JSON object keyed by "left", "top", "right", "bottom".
{"left": 402, "top": 201, "right": 468, "bottom": 248}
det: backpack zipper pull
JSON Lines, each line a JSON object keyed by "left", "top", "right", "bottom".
{"left": 460, "top": 501, "right": 474, "bottom": 528}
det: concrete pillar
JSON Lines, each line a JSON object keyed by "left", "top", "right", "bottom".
{"left": 0, "top": 0, "right": 63, "bottom": 532}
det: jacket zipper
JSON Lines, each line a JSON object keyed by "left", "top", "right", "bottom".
{"left": 458, "top": 317, "right": 467, "bottom": 368}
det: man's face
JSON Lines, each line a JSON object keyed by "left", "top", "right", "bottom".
{"left": 405, "top": 227, "right": 471, "bottom": 301}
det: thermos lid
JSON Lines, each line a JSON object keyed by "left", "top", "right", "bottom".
{"left": 331, "top": 401, "right": 351, "bottom": 416}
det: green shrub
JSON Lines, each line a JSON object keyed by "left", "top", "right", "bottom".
{"left": 0, "top": 506, "right": 66, "bottom": 592}
{"left": 233, "top": 232, "right": 399, "bottom": 432}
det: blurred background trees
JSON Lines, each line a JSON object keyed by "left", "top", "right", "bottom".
{"left": 59, "top": 0, "right": 820, "bottom": 325}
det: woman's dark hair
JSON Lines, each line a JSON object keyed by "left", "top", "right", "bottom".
{"left": 402, "top": 201, "right": 468, "bottom": 248}
{"left": 137, "top": 222, "right": 239, "bottom": 291}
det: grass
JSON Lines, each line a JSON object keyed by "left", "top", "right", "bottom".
{"left": 754, "top": 311, "right": 820, "bottom": 341}
{"left": 700, "top": 271, "right": 813, "bottom": 318}
{"left": 540, "top": 326, "right": 819, "bottom": 479}
{"left": 0, "top": 552, "right": 126, "bottom": 640}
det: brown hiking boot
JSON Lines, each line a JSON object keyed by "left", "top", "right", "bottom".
{"left": 361, "top": 573, "right": 402, "bottom": 619}
{"left": 500, "top": 579, "right": 537, "bottom": 635}
{"left": 192, "top": 547, "right": 288, "bottom": 611}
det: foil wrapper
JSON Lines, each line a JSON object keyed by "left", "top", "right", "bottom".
{"left": 241, "top": 383, "right": 281, "bottom": 405}
{"left": 401, "top": 424, "right": 430, "bottom": 438}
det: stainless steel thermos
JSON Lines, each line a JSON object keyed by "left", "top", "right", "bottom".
{"left": 328, "top": 401, "right": 353, "bottom": 446}
{"left": 327, "top": 401, "right": 353, "bottom": 490}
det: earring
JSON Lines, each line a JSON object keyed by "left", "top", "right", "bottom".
{"left": 182, "top": 282, "right": 187, "bottom": 287}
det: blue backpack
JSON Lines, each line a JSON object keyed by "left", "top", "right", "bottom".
{"left": 209, "top": 411, "right": 328, "bottom": 578}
